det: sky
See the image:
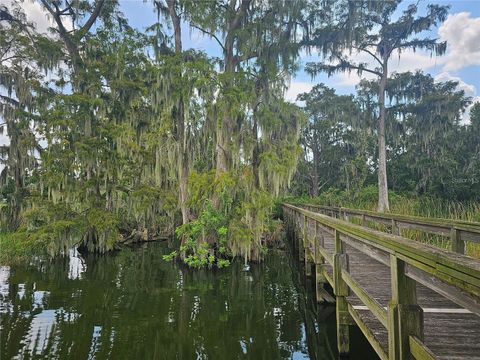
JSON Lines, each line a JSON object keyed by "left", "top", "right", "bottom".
{"left": 117, "top": 0, "right": 480, "bottom": 118}
{"left": 4, "top": 0, "right": 480, "bottom": 127}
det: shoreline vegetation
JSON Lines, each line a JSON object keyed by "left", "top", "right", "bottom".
{"left": 2, "top": 186, "right": 479, "bottom": 264}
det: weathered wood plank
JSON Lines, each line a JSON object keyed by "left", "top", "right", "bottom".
{"left": 348, "top": 304, "right": 389, "bottom": 360}
{"left": 409, "top": 336, "right": 437, "bottom": 360}
{"left": 342, "top": 269, "right": 388, "bottom": 327}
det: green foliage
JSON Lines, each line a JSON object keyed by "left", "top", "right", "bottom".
{"left": 216, "top": 259, "right": 230, "bottom": 268}
{"left": 294, "top": 83, "right": 374, "bottom": 196}
{"left": 174, "top": 203, "right": 229, "bottom": 268}
{"left": 0, "top": 231, "right": 46, "bottom": 264}
{"left": 162, "top": 250, "right": 177, "bottom": 262}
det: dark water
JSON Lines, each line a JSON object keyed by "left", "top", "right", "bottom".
{"left": 0, "top": 242, "right": 376, "bottom": 359}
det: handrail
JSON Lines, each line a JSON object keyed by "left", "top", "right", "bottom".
{"left": 299, "top": 203, "right": 480, "bottom": 254}
{"left": 284, "top": 204, "right": 480, "bottom": 297}
{"left": 283, "top": 203, "right": 480, "bottom": 360}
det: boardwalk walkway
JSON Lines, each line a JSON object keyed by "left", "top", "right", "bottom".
{"left": 283, "top": 204, "right": 480, "bottom": 360}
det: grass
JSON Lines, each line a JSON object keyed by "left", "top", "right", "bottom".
{"left": 282, "top": 186, "right": 480, "bottom": 258}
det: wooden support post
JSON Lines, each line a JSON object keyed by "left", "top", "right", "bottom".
{"left": 295, "top": 213, "right": 301, "bottom": 254}
{"left": 362, "top": 214, "right": 367, "bottom": 227}
{"left": 305, "top": 218, "right": 314, "bottom": 277}
{"left": 333, "top": 229, "right": 351, "bottom": 355}
{"left": 299, "top": 214, "right": 306, "bottom": 263}
{"left": 305, "top": 249, "right": 313, "bottom": 277}
{"left": 388, "top": 255, "right": 423, "bottom": 360}
{"left": 334, "top": 228, "right": 342, "bottom": 253}
{"left": 314, "top": 222, "right": 333, "bottom": 302}
{"left": 450, "top": 228, "right": 465, "bottom": 254}
{"left": 391, "top": 219, "right": 400, "bottom": 235}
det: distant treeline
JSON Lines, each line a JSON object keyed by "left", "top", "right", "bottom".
{"left": 291, "top": 80, "right": 480, "bottom": 202}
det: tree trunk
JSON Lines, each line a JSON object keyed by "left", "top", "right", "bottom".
{"left": 168, "top": 0, "right": 191, "bottom": 225}
{"left": 167, "top": 0, "right": 182, "bottom": 52}
{"left": 215, "top": 126, "right": 229, "bottom": 175}
{"left": 178, "top": 98, "right": 191, "bottom": 224}
{"left": 215, "top": 1, "right": 250, "bottom": 181}
{"left": 7, "top": 123, "right": 23, "bottom": 230}
{"left": 252, "top": 103, "right": 261, "bottom": 189}
{"left": 215, "top": 47, "right": 235, "bottom": 178}
{"left": 311, "top": 147, "right": 320, "bottom": 197}
{"left": 377, "top": 62, "right": 389, "bottom": 212}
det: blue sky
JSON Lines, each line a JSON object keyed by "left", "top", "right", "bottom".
{"left": 117, "top": 0, "right": 480, "bottom": 114}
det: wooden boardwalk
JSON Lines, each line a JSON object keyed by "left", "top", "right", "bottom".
{"left": 284, "top": 204, "right": 480, "bottom": 360}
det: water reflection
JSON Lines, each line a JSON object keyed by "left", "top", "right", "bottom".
{"left": 1, "top": 242, "right": 340, "bottom": 359}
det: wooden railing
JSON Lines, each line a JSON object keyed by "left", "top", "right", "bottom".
{"left": 283, "top": 203, "right": 480, "bottom": 360}
{"left": 299, "top": 204, "right": 480, "bottom": 255}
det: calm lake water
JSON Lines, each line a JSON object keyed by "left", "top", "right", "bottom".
{"left": 0, "top": 242, "right": 376, "bottom": 359}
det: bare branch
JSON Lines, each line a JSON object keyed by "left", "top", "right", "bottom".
{"left": 78, "top": 0, "right": 106, "bottom": 37}
{"left": 0, "top": 94, "right": 19, "bottom": 106}
{"left": 190, "top": 23, "right": 225, "bottom": 52}
{"left": 354, "top": 46, "right": 383, "bottom": 66}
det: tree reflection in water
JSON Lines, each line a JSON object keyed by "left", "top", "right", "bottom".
{"left": 1, "top": 242, "right": 345, "bottom": 359}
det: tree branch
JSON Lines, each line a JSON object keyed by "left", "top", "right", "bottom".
{"left": 306, "top": 59, "right": 382, "bottom": 78}
{"left": 354, "top": 46, "right": 383, "bottom": 66}
{"left": 39, "top": 0, "right": 71, "bottom": 38}
{"left": 0, "top": 94, "right": 20, "bottom": 106}
{"left": 229, "top": 0, "right": 251, "bottom": 32}
{"left": 79, "top": 0, "right": 106, "bottom": 37}
{"left": 190, "top": 23, "right": 225, "bottom": 52}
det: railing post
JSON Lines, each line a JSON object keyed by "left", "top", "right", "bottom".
{"left": 314, "top": 222, "right": 328, "bottom": 302}
{"left": 388, "top": 255, "right": 423, "bottom": 360}
{"left": 362, "top": 214, "right": 367, "bottom": 227}
{"left": 299, "top": 214, "right": 306, "bottom": 263}
{"left": 294, "top": 213, "right": 301, "bottom": 254}
{"left": 450, "top": 228, "right": 465, "bottom": 254}
{"left": 305, "top": 218, "right": 313, "bottom": 277}
{"left": 333, "top": 229, "right": 351, "bottom": 355}
{"left": 391, "top": 219, "right": 400, "bottom": 235}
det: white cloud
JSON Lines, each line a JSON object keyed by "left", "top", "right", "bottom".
{"left": 389, "top": 50, "right": 444, "bottom": 73}
{"left": 285, "top": 81, "right": 313, "bottom": 103}
{"left": 0, "top": 130, "right": 9, "bottom": 173}
{"left": 439, "top": 12, "right": 480, "bottom": 71}
{"left": 17, "top": 0, "right": 54, "bottom": 34}
{"left": 0, "top": 133, "right": 9, "bottom": 146}
{"left": 10, "top": 0, "right": 74, "bottom": 34}
{"left": 434, "top": 72, "right": 476, "bottom": 96}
